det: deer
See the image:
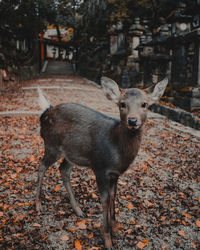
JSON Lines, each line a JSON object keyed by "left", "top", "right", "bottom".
{"left": 36, "top": 77, "right": 168, "bottom": 249}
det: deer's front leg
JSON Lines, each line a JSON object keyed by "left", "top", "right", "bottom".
{"left": 109, "top": 173, "right": 119, "bottom": 234}
{"left": 96, "top": 172, "right": 118, "bottom": 249}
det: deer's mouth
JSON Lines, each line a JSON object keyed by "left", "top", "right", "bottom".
{"left": 128, "top": 124, "right": 141, "bottom": 130}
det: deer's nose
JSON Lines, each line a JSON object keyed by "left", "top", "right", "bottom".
{"left": 128, "top": 117, "right": 138, "bottom": 126}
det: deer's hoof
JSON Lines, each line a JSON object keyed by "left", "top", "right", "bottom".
{"left": 79, "top": 213, "right": 87, "bottom": 219}
{"left": 36, "top": 201, "right": 42, "bottom": 213}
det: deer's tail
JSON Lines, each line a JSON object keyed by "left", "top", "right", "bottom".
{"left": 37, "top": 87, "right": 51, "bottom": 111}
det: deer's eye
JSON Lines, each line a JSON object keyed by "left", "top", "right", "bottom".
{"left": 141, "top": 102, "right": 147, "bottom": 108}
{"left": 120, "top": 102, "right": 126, "bottom": 108}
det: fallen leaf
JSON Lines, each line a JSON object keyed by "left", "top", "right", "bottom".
{"left": 91, "top": 193, "right": 98, "bottom": 199}
{"left": 93, "top": 222, "right": 101, "bottom": 228}
{"left": 145, "top": 201, "right": 154, "bottom": 207}
{"left": 77, "top": 219, "right": 87, "bottom": 230}
{"left": 196, "top": 220, "right": 200, "bottom": 227}
{"left": 128, "top": 202, "right": 134, "bottom": 210}
{"left": 191, "top": 241, "right": 197, "bottom": 248}
{"left": 182, "top": 220, "right": 186, "bottom": 226}
{"left": 178, "top": 230, "right": 186, "bottom": 238}
{"left": 142, "top": 165, "right": 148, "bottom": 171}
{"left": 88, "top": 233, "right": 94, "bottom": 239}
{"left": 53, "top": 185, "right": 61, "bottom": 192}
{"left": 183, "top": 213, "right": 192, "bottom": 219}
{"left": 75, "top": 240, "right": 82, "bottom": 250}
{"left": 69, "top": 228, "right": 76, "bottom": 233}
{"left": 60, "top": 234, "right": 70, "bottom": 241}
{"left": 0, "top": 212, "right": 3, "bottom": 217}
{"left": 142, "top": 238, "right": 149, "bottom": 244}
{"left": 16, "top": 167, "right": 22, "bottom": 173}
{"left": 137, "top": 241, "right": 146, "bottom": 249}
{"left": 33, "top": 223, "right": 42, "bottom": 228}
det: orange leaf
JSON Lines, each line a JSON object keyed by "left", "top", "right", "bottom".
{"left": 60, "top": 234, "right": 70, "bottom": 241}
{"left": 126, "top": 195, "right": 132, "bottom": 200}
{"left": 191, "top": 241, "right": 197, "bottom": 248}
{"left": 69, "top": 228, "right": 76, "bottom": 233}
{"left": 91, "top": 193, "right": 98, "bottom": 200}
{"left": 0, "top": 212, "right": 3, "bottom": 217}
{"left": 145, "top": 201, "right": 154, "bottom": 207}
{"left": 16, "top": 167, "right": 22, "bottom": 173}
{"left": 77, "top": 219, "right": 87, "bottom": 230}
{"left": 93, "top": 222, "right": 101, "bottom": 228}
{"left": 183, "top": 213, "right": 192, "bottom": 219}
{"left": 142, "top": 238, "right": 149, "bottom": 244}
{"left": 29, "top": 155, "right": 35, "bottom": 162}
{"left": 128, "top": 202, "right": 134, "bottom": 210}
{"left": 198, "top": 197, "right": 200, "bottom": 203}
{"left": 75, "top": 240, "right": 82, "bottom": 250}
{"left": 53, "top": 185, "right": 61, "bottom": 192}
{"left": 182, "top": 220, "right": 186, "bottom": 226}
{"left": 88, "top": 233, "right": 94, "bottom": 239}
{"left": 33, "top": 223, "right": 42, "bottom": 227}
{"left": 142, "top": 165, "right": 148, "bottom": 171}
{"left": 178, "top": 230, "right": 186, "bottom": 238}
{"left": 196, "top": 220, "right": 200, "bottom": 227}
{"left": 137, "top": 241, "right": 146, "bottom": 249}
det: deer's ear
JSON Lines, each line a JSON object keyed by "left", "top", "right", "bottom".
{"left": 144, "top": 78, "right": 168, "bottom": 105}
{"left": 101, "top": 77, "right": 121, "bottom": 103}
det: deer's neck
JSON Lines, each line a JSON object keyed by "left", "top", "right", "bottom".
{"left": 112, "top": 123, "right": 143, "bottom": 173}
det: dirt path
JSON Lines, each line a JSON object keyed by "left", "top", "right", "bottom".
{"left": 0, "top": 72, "right": 199, "bottom": 249}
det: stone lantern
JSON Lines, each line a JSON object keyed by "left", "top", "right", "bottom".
{"left": 168, "top": 2, "right": 192, "bottom": 36}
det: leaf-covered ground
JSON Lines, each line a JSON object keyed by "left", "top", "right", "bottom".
{"left": 0, "top": 77, "right": 199, "bottom": 249}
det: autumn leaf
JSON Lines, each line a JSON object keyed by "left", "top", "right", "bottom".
{"left": 137, "top": 241, "right": 146, "bottom": 249}
{"left": 33, "top": 223, "right": 42, "bottom": 228}
{"left": 183, "top": 213, "right": 192, "bottom": 219}
{"left": 16, "top": 167, "right": 23, "bottom": 173}
{"left": 75, "top": 240, "right": 82, "bottom": 250}
{"left": 136, "top": 238, "right": 149, "bottom": 249}
{"left": 178, "top": 230, "right": 186, "bottom": 238}
{"left": 0, "top": 212, "right": 3, "bottom": 217}
{"left": 145, "top": 201, "right": 154, "bottom": 207}
{"left": 93, "top": 222, "right": 101, "bottom": 228}
{"left": 128, "top": 202, "right": 134, "bottom": 210}
{"left": 191, "top": 242, "right": 197, "bottom": 248}
{"left": 142, "top": 165, "right": 148, "bottom": 171}
{"left": 77, "top": 219, "right": 87, "bottom": 230}
{"left": 126, "top": 195, "right": 132, "bottom": 200}
{"left": 142, "top": 239, "right": 149, "bottom": 244}
{"left": 69, "top": 228, "right": 76, "bottom": 233}
{"left": 91, "top": 193, "right": 98, "bottom": 200}
{"left": 88, "top": 233, "right": 94, "bottom": 239}
{"left": 53, "top": 185, "right": 61, "bottom": 192}
{"left": 196, "top": 220, "right": 200, "bottom": 227}
{"left": 60, "top": 234, "right": 70, "bottom": 241}
{"left": 29, "top": 155, "right": 35, "bottom": 162}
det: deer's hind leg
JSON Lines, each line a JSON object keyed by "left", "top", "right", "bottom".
{"left": 59, "top": 158, "right": 85, "bottom": 218}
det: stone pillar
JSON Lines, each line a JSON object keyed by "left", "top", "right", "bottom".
{"left": 0, "top": 69, "right": 3, "bottom": 89}
{"left": 198, "top": 41, "right": 200, "bottom": 86}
